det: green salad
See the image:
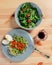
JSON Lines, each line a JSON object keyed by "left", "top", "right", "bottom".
{"left": 18, "top": 2, "right": 41, "bottom": 28}
{"left": 8, "top": 35, "right": 28, "bottom": 56}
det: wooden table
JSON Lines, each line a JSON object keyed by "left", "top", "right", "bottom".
{"left": 0, "top": 0, "right": 52, "bottom": 65}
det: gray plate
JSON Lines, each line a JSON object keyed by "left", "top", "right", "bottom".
{"left": 2, "top": 29, "right": 34, "bottom": 62}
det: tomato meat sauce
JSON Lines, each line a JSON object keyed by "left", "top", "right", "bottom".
{"left": 10, "top": 40, "right": 26, "bottom": 51}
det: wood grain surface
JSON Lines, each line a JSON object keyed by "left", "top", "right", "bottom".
{"left": 0, "top": 0, "right": 52, "bottom": 65}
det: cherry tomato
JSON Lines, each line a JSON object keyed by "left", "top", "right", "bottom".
{"left": 37, "top": 62, "right": 43, "bottom": 65}
{"left": 27, "top": 19, "right": 31, "bottom": 23}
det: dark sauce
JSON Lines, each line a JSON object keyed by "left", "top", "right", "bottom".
{"left": 38, "top": 32, "right": 45, "bottom": 39}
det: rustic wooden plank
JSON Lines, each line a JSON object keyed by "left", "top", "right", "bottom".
{"left": 0, "top": 0, "right": 52, "bottom": 65}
